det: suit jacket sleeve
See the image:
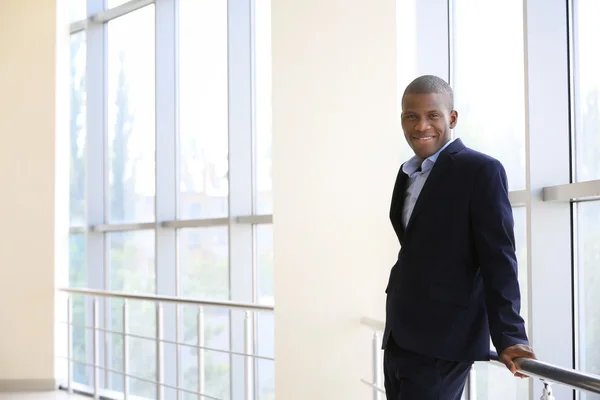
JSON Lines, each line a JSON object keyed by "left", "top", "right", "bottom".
{"left": 470, "top": 159, "right": 529, "bottom": 355}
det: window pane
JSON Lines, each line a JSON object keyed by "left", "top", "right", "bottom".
{"left": 106, "top": 298, "right": 157, "bottom": 398}
{"left": 107, "top": 231, "right": 156, "bottom": 397}
{"left": 452, "top": 0, "right": 526, "bottom": 190}
{"left": 257, "top": 312, "right": 274, "bottom": 400}
{"left": 108, "top": 231, "right": 155, "bottom": 294}
{"left": 69, "top": 233, "right": 86, "bottom": 289}
{"left": 69, "top": 0, "right": 86, "bottom": 22}
{"left": 179, "top": 227, "right": 229, "bottom": 300}
{"left": 178, "top": 226, "right": 230, "bottom": 398}
{"left": 256, "top": 224, "right": 273, "bottom": 305}
{"left": 179, "top": 0, "right": 229, "bottom": 220}
{"left": 69, "top": 234, "right": 89, "bottom": 386}
{"left": 70, "top": 32, "right": 86, "bottom": 226}
{"left": 106, "top": 0, "right": 129, "bottom": 8}
{"left": 254, "top": 0, "right": 272, "bottom": 214}
{"left": 107, "top": 6, "right": 156, "bottom": 223}
{"left": 573, "top": 0, "right": 600, "bottom": 182}
{"left": 255, "top": 224, "right": 274, "bottom": 398}
{"left": 577, "top": 200, "right": 600, "bottom": 400}
{"left": 179, "top": 305, "right": 231, "bottom": 400}
{"left": 474, "top": 207, "right": 529, "bottom": 399}
{"left": 396, "top": 0, "right": 420, "bottom": 164}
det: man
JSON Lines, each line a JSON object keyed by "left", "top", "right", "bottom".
{"left": 383, "top": 75, "right": 536, "bottom": 399}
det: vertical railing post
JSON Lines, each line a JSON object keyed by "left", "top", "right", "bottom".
{"left": 197, "top": 307, "right": 205, "bottom": 397}
{"left": 372, "top": 332, "right": 382, "bottom": 400}
{"left": 156, "top": 303, "right": 164, "bottom": 400}
{"left": 540, "top": 381, "right": 555, "bottom": 400}
{"left": 67, "top": 296, "right": 73, "bottom": 393}
{"left": 123, "top": 300, "right": 129, "bottom": 400}
{"left": 93, "top": 298, "right": 100, "bottom": 399}
{"left": 244, "top": 311, "right": 253, "bottom": 400}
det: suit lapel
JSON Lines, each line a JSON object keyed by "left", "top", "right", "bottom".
{"left": 405, "top": 139, "right": 465, "bottom": 233}
{"left": 391, "top": 168, "right": 408, "bottom": 214}
{"left": 390, "top": 166, "right": 408, "bottom": 240}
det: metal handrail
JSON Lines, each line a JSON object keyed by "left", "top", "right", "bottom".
{"left": 58, "top": 288, "right": 274, "bottom": 399}
{"left": 59, "top": 287, "right": 274, "bottom": 311}
{"left": 489, "top": 351, "right": 600, "bottom": 394}
{"left": 360, "top": 316, "right": 600, "bottom": 397}
{"left": 361, "top": 316, "right": 385, "bottom": 332}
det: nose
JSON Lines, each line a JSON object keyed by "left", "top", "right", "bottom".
{"left": 415, "top": 119, "right": 430, "bottom": 132}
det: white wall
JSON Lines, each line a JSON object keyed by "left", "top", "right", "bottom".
{"left": 271, "top": 0, "right": 400, "bottom": 398}
{"left": 0, "top": 0, "right": 68, "bottom": 390}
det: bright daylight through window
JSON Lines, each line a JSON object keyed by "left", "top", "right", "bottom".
{"left": 67, "top": 0, "right": 273, "bottom": 399}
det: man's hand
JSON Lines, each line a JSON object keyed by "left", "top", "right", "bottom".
{"left": 500, "top": 344, "right": 536, "bottom": 378}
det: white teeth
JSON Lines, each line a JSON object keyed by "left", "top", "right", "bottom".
{"left": 414, "top": 137, "right": 433, "bottom": 141}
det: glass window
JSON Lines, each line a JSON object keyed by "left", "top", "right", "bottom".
{"left": 474, "top": 207, "right": 529, "bottom": 399}
{"left": 451, "top": 0, "right": 526, "bottom": 191}
{"left": 576, "top": 200, "right": 600, "bottom": 392}
{"left": 107, "top": 6, "right": 156, "bottom": 224}
{"left": 107, "top": 231, "right": 156, "bottom": 397}
{"left": 179, "top": 226, "right": 231, "bottom": 398}
{"left": 107, "top": 298, "right": 157, "bottom": 398}
{"left": 69, "top": 1, "right": 272, "bottom": 397}
{"left": 106, "top": 0, "right": 130, "bottom": 9}
{"left": 69, "top": 234, "right": 88, "bottom": 386}
{"left": 179, "top": 304, "right": 231, "bottom": 400}
{"left": 108, "top": 230, "right": 155, "bottom": 294}
{"left": 573, "top": 0, "right": 600, "bottom": 182}
{"left": 256, "top": 224, "right": 273, "bottom": 305}
{"left": 254, "top": 0, "right": 272, "bottom": 215}
{"left": 257, "top": 311, "right": 274, "bottom": 400}
{"left": 255, "top": 224, "right": 274, "bottom": 399}
{"left": 396, "top": 0, "right": 421, "bottom": 164}
{"left": 179, "top": 227, "right": 229, "bottom": 300}
{"left": 69, "top": 0, "right": 86, "bottom": 22}
{"left": 178, "top": 0, "right": 229, "bottom": 220}
{"left": 69, "top": 27, "right": 88, "bottom": 390}
{"left": 70, "top": 32, "right": 86, "bottom": 226}
{"left": 255, "top": 224, "right": 274, "bottom": 398}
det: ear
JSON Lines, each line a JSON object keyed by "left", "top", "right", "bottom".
{"left": 449, "top": 110, "right": 458, "bottom": 129}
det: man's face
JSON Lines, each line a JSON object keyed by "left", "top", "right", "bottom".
{"left": 401, "top": 93, "right": 457, "bottom": 161}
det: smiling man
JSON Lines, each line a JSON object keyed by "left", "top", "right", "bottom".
{"left": 382, "top": 75, "right": 536, "bottom": 400}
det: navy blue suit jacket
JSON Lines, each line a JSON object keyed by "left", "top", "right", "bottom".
{"left": 383, "top": 138, "right": 529, "bottom": 362}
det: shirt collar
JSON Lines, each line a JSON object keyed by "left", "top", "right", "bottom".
{"left": 402, "top": 138, "right": 455, "bottom": 178}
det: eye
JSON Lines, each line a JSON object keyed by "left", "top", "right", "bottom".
{"left": 404, "top": 115, "right": 416, "bottom": 120}
{"left": 429, "top": 113, "right": 440, "bottom": 119}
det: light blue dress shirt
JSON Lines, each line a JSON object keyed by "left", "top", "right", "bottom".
{"left": 401, "top": 138, "right": 456, "bottom": 229}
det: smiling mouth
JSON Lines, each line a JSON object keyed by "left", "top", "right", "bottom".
{"left": 412, "top": 136, "right": 435, "bottom": 141}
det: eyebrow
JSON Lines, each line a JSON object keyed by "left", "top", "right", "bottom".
{"left": 402, "top": 109, "right": 442, "bottom": 114}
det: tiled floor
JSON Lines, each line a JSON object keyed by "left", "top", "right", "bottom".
{"left": 0, "top": 392, "right": 84, "bottom": 399}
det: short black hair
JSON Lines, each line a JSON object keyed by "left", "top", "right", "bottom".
{"left": 402, "top": 75, "right": 454, "bottom": 111}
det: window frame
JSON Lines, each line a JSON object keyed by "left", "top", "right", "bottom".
{"left": 68, "top": 0, "right": 273, "bottom": 397}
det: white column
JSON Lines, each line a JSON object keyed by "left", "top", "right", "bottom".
{"left": 0, "top": 0, "right": 69, "bottom": 391}
{"left": 272, "top": 0, "right": 399, "bottom": 398}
